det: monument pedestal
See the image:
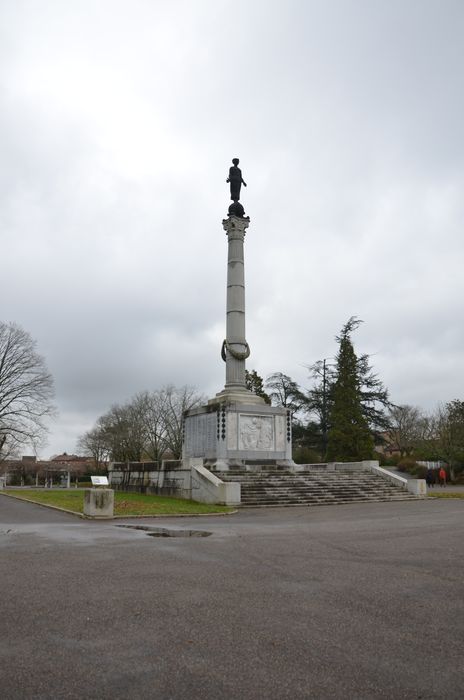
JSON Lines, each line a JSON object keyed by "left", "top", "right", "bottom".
{"left": 183, "top": 400, "right": 293, "bottom": 471}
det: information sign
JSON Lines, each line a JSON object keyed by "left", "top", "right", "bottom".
{"left": 91, "top": 476, "right": 109, "bottom": 486}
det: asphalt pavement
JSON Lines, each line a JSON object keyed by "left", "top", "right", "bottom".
{"left": 1, "top": 494, "right": 463, "bottom": 699}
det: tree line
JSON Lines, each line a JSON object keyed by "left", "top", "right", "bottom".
{"left": 2, "top": 319, "right": 463, "bottom": 480}
{"left": 247, "top": 317, "right": 464, "bottom": 478}
{"left": 385, "top": 401, "right": 464, "bottom": 480}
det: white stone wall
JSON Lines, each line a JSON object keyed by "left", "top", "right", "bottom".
{"left": 108, "top": 461, "right": 240, "bottom": 506}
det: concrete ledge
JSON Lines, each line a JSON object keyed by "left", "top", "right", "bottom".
{"left": 406, "top": 479, "right": 427, "bottom": 496}
{"left": 192, "top": 465, "right": 241, "bottom": 505}
{"left": 365, "top": 464, "right": 426, "bottom": 496}
{"left": 293, "top": 460, "right": 380, "bottom": 473}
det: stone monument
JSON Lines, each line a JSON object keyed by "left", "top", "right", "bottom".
{"left": 182, "top": 159, "right": 293, "bottom": 471}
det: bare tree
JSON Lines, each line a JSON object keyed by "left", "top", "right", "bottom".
{"left": 131, "top": 386, "right": 205, "bottom": 460}
{"left": 132, "top": 390, "right": 170, "bottom": 463}
{"left": 162, "top": 385, "right": 205, "bottom": 458}
{"left": 0, "top": 322, "right": 55, "bottom": 461}
{"left": 387, "top": 405, "right": 431, "bottom": 457}
{"left": 76, "top": 385, "right": 205, "bottom": 463}
{"left": 97, "top": 401, "right": 147, "bottom": 463}
{"left": 76, "top": 426, "right": 109, "bottom": 469}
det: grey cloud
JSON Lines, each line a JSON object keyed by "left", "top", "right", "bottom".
{"left": 1, "top": 0, "right": 463, "bottom": 456}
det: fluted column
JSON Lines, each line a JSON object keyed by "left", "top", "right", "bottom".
{"left": 223, "top": 215, "right": 249, "bottom": 389}
{"left": 210, "top": 214, "right": 264, "bottom": 405}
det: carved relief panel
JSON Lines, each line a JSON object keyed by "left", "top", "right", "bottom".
{"left": 239, "top": 415, "right": 274, "bottom": 451}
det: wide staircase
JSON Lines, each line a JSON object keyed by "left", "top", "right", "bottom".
{"left": 214, "top": 467, "right": 419, "bottom": 507}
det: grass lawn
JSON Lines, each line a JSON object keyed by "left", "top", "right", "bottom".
{"left": 428, "top": 491, "right": 464, "bottom": 499}
{"left": 4, "top": 490, "right": 234, "bottom": 516}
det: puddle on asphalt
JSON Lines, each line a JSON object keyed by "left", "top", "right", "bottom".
{"left": 115, "top": 524, "right": 212, "bottom": 538}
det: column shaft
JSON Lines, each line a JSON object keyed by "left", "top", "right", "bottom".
{"left": 222, "top": 216, "right": 250, "bottom": 390}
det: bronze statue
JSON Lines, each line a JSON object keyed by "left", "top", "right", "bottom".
{"left": 226, "top": 158, "right": 247, "bottom": 201}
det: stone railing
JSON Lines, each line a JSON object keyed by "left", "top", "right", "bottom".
{"left": 364, "top": 463, "right": 426, "bottom": 496}
{"left": 191, "top": 464, "right": 240, "bottom": 506}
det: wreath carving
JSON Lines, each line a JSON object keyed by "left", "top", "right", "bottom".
{"left": 221, "top": 339, "right": 251, "bottom": 362}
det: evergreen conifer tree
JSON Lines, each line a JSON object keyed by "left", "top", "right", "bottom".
{"left": 245, "top": 369, "right": 271, "bottom": 404}
{"left": 326, "top": 318, "right": 374, "bottom": 461}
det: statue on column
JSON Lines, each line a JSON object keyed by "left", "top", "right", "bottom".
{"left": 226, "top": 158, "right": 247, "bottom": 217}
{"left": 227, "top": 158, "right": 247, "bottom": 201}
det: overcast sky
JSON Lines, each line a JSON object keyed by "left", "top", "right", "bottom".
{"left": 2, "top": 0, "right": 463, "bottom": 458}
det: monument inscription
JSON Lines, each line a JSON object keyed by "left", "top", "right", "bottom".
{"left": 184, "top": 413, "right": 217, "bottom": 457}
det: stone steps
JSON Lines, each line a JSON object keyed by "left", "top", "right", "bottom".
{"left": 211, "top": 468, "right": 417, "bottom": 507}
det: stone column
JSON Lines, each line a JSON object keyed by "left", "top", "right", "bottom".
{"left": 224, "top": 215, "right": 249, "bottom": 390}
{"left": 211, "top": 214, "right": 264, "bottom": 405}
{"left": 182, "top": 195, "right": 294, "bottom": 469}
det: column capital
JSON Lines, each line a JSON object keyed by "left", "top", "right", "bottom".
{"left": 222, "top": 215, "right": 250, "bottom": 238}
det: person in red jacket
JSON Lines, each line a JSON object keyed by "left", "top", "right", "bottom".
{"left": 439, "top": 466, "right": 447, "bottom": 487}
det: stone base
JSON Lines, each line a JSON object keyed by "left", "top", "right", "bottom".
{"left": 201, "top": 459, "right": 296, "bottom": 473}
{"left": 208, "top": 387, "right": 266, "bottom": 406}
{"left": 83, "top": 488, "right": 114, "bottom": 519}
{"left": 183, "top": 400, "right": 293, "bottom": 469}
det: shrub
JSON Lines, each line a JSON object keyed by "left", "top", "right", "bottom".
{"left": 374, "top": 451, "right": 388, "bottom": 466}
{"left": 293, "top": 446, "right": 323, "bottom": 464}
{"left": 384, "top": 453, "right": 402, "bottom": 467}
{"left": 397, "top": 457, "right": 420, "bottom": 475}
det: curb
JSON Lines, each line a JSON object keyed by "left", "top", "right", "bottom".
{"left": 112, "top": 510, "right": 238, "bottom": 519}
{"left": 0, "top": 492, "right": 237, "bottom": 519}
{"left": 0, "top": 492, "right": 85, "bottom": 518}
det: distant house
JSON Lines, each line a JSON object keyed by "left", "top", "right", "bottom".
{"left": 1, "top": 453, "right": 97, "bottom": 486}
{"left": 374, "top": 432, "right": 401, "bottom": 459}
{"left": 50, "top": 453, "right": 95, "bottom": 471}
